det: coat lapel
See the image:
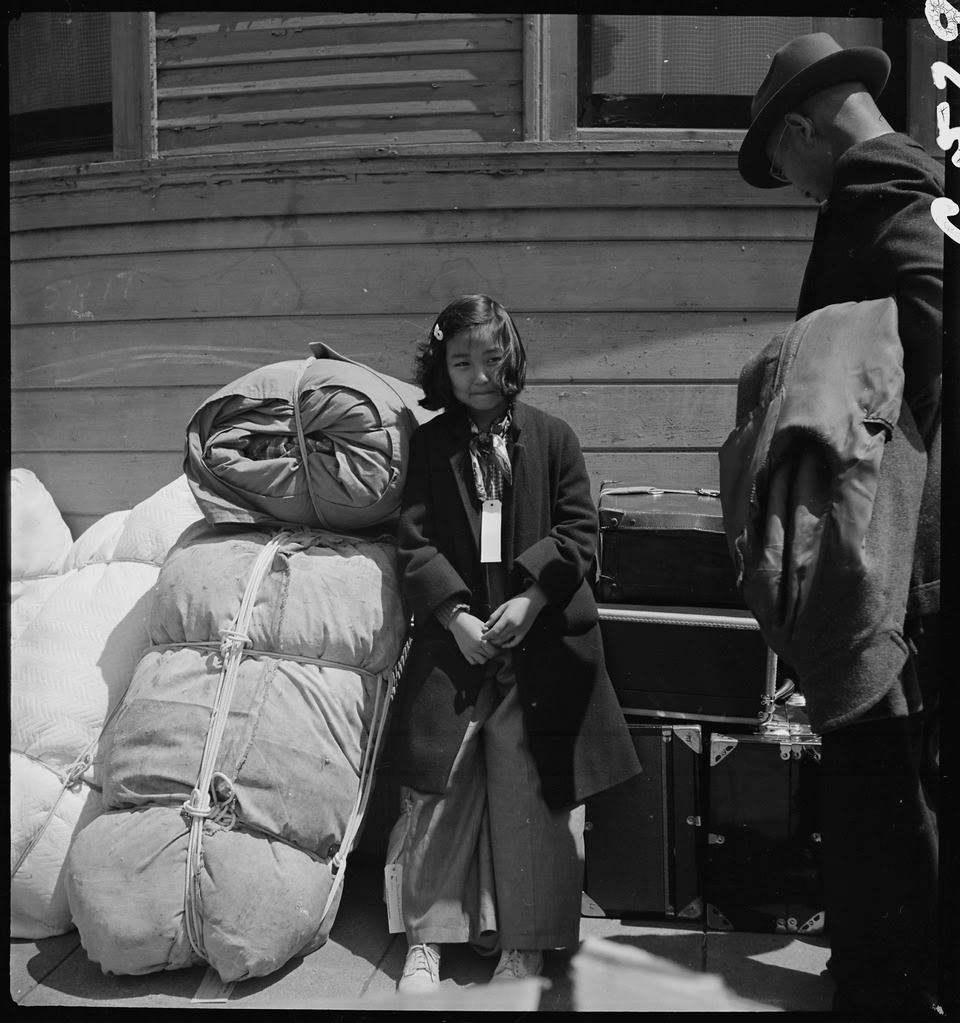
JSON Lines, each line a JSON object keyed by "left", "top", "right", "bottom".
{"left": 503, "top": 402, "right": 528, "bottom": 567}
{"left": 444, "top": 411, "right": 481, "bottom": 555}
{"left": 442, "top": 402, "right": 529, "bottom": 564}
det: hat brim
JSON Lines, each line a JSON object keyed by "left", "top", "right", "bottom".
{"left": 738, "top": 46, "right": 891, "bottom": 189}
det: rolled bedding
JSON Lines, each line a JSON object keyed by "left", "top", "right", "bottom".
{"left": 184, "top": 342, "right": 432, "bottom": 532}
{"left": 65, "top": 520, "right": 409, "bottom": 982}
{"left": 10, "top": 469, "right": 73, "bottom": 594}
{"left": 10, "top": 475, "right": 203, "bottom": 938}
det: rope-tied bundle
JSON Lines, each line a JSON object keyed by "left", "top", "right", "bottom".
{"left": 181, "top": 531, "right": 289, "bottom": 961}
{"left": 178, "top": 529, "right": 406, "bottom": 965}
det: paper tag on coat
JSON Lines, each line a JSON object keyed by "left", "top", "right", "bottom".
{"left": 480, "top": 499, "right": 502, "bottom": 563}
{"left": 384, "top": 863, "right": 404, "bottom": 933}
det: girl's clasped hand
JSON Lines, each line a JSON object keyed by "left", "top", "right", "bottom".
{"left": 448, "top": 583, "right": 548, "bottom": 664}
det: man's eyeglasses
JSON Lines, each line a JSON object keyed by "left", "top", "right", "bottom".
{"left": 769, "top": 124, "right": 791, "bottom": 184}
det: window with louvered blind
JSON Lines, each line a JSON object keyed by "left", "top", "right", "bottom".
{"left": 154, "top": 11, "right": 524, "bottom": 156}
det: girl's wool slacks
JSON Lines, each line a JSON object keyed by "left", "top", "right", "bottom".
{"left": 394, "top": 651, "right": 585, "bottom": 950}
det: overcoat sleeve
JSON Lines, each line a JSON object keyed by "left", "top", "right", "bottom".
{"left": 850, "top": 177, "right": 941, "bottom": 441}
{"left": 513, "top": 419, "right": 598, "bottom": 608}
{"left": 799, "top": 141, "right": 943, "bottom": 444}
{"left": 396, "top": 424, "right": 472, "bottom": 622}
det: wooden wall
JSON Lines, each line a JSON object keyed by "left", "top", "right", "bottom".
{"left": 10, "top": 147, "right": 815, "bottom": 538}
{"left": 154, "top": 12, "right": 523, "bottom": 154}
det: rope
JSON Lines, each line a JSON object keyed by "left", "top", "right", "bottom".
{"left": 316, "top": 629, "right": 411, "bottom": 930}
{"left": 11, "top": 754, "right": 91, "bottom": 882}
{"left": 292, "top": 354, "right": 417, "bottom": 533}
{"left": 181, "top": 530, "right": 291, "bottom": 962}
{"left": 152, "top": 641, "right": 379, "bottom": 680}
{"left": 174, "top": 523, "right": 411, "bottom": 957}
{"left": 11, "top": 674, "right": 139, "bottom": 883}
{"left": 292, "top": 358, "right": 331, "bottom": 530}
{"left": 310, "top": 343, "right": 418, "bottom": 424}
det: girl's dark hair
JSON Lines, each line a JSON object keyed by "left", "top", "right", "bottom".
{"left": 414, "top": 294, "right": 527, "bottom": 411}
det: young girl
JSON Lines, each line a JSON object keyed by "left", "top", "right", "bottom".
{"left": 391, "top": 294, "right": 642, "bottom": 993}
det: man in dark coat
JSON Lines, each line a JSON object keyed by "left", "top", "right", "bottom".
{"left": 738, "top": 33, "right": 943, "bottom": 1013}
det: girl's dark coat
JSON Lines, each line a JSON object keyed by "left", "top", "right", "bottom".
{"left": 392, "top": 400, "right": 642, "bottom": 810}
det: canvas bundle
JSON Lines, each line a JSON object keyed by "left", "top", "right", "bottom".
{"left": 64, "top": 522, "right": 408, "bottom": 982}
{"left": 183, "top": 344, "right": 433, "bottom": 533}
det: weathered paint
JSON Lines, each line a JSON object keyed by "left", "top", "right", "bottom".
{"left": 11, "top": 146, "right": 815, "bottom": 536}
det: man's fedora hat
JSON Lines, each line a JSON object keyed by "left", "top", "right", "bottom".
{"left": 738, "top": 32, "right": 890, "bottom": 188}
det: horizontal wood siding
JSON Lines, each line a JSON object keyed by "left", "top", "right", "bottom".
{"left": 154, "top": 12, "right": 523, "bottom": 154}
{"left": 12, "top": 385, "right": 736, "bottom": 452}
{"left": 11, "top": 240, "right": 808, "bottom": 322}
{"left": 10, "top": 161, "right": 807, "bottom": 231}
{"left": 10, "top": 150, "right": 816, "bottom": 537}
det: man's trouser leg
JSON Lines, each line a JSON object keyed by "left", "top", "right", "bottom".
{"left": 820, "top": 622, "right": 940, "bottom": 1010}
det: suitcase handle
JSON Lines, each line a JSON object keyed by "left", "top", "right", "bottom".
{"left": 597, "top": 603, "right": 759, "bottom": 628}
{"left": 599, "top": 484, "right": 721, "bottom": 499}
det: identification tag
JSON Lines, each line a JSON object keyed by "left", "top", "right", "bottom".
{"left": 384, "top": 863, "right": 404, "bottom": 933}
{"left": 480, "top": 499, "right": 502, "bottom": 563}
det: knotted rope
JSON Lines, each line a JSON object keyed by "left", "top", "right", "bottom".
{"left": 316, "top": 628, "right": 411, "bottom": 930}
{"left": 12, "top": 687, "right": 132, "bottom": 884}
{"left": 154, "top": 641, "right": 378, "bottom": 679}
{"left": 181, "top": 530, "right": 290, "bottom": 961}
{"left": 178, "top": 528, "right": 408, "bottom": 962}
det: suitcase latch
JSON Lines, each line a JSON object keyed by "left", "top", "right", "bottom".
{"left": 685, "top": 815, "right": 702, "bottom": 827}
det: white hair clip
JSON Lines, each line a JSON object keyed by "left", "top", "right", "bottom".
{"left": 433, "top": 323, "right": 444, "bottom": 341}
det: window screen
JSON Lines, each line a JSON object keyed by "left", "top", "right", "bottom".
{"left": 9, "top": 11, "right": 113, "bottom": 160}
{"left": 583, "top": 16, "right": 886, "bottom": 129}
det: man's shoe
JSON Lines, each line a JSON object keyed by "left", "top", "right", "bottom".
{"left": 397, "top": 942, "right": 441, "bottom": 995}
{"left": 491, "top": 948, "right": 543, "bottom": 981}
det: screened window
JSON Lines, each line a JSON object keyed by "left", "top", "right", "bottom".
{"left": 579, "top": 16, "right": 905, "bottom": 130}
{"left": 8, "top": 12, "right": 114, "bottom": 161}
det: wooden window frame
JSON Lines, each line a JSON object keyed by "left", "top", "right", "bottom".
{"left": 111, "top": 11, "right": 157, "bottom": 161}
{"left": 525, "top": 14, "right": 944, "bottom": 154}
{"left": 9, "top": 12, "right": 155, "bottom": 169}
{"left": 10, "top": 12, "right": 942, "bottom": 173}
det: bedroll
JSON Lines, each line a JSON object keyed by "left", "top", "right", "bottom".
{"left": 65, "top": 522, "right": 408, "bottom": 982}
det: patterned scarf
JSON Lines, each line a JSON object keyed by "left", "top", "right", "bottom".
{"left": 468, "top": 408, "right": 513, "bottom": 502}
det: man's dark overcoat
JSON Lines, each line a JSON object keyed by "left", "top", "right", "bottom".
{"left": 795, "top": 132, "right": 942, "bottom": 624}
{"left": 391, "top": 400, "right": 641, "bottom": 810}
{"left": 784, "top": 131, "right": 943, "bottom": 1010}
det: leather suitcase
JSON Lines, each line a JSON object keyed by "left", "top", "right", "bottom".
{"left": 598, "top": 603, "right": 778, "bottom": 727}
{"left": 582, "top": 723, "right": 702, "bottom": 920}
{"left": 704, "top": 726, "right": 824, "bottom": 935}
{"left": 597, "top": 485, "right": 744, "bottom": 608}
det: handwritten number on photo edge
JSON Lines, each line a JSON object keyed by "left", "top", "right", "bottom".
{"left": 932, "top": 62, "right": 960, "bottom": 169}
{"left": 926, "top": 1, "right": 960, "bottom": 42}
{"left": 932, "top": 197, "right": 960, "bottom": 244}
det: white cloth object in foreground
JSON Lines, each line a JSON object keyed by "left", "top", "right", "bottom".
{"left": 10, "top": 475, "right": 203, "bottom": 938}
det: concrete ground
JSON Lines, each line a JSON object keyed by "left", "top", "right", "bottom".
{"left": 11, "top": 858, "right": 834, "bottom": 1012}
